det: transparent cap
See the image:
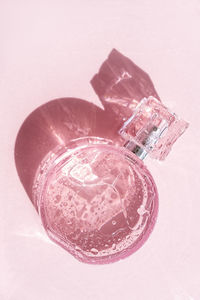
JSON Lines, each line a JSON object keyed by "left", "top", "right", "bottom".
{"left": 119, "top": 96, "right": 189, "bottom": 160}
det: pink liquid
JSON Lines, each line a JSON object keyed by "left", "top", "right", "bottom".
{"left": 34, "top": 138, "right": 158, "bottom": 264}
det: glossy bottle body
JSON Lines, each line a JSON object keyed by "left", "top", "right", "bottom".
{"left": 33, "top": 137, "right": 158, "bottom": 264}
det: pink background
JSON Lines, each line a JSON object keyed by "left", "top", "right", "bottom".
{"left": 1, "top": 0, "right": 200, "bottom": 299}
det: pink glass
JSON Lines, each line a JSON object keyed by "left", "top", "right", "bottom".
{"left": 33, "top": 137, "right": 158, "bottom": 264}
{"left": 15, "top": 49, "right": 188, "bottom": 264}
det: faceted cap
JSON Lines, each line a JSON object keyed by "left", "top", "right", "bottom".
{"left": 119, "top": 96, "right": 189, "bottom": 160}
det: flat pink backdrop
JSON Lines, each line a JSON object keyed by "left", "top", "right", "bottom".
{"left": 1, "top": 0, "right": 200, "bottom": 299}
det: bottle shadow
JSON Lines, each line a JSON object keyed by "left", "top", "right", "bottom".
{"left": 14, "top": 97, "right": 121, "bottom": 201}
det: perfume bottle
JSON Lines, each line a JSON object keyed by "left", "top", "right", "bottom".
{"left": 15, "top": 49, "right": 188, "bottom": 264}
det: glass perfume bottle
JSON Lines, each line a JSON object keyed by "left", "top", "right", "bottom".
{"left": 15, "top": 49, "right": 188, "bottom": 264}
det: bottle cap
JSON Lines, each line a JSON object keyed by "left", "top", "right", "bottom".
{"left": 119, "top": 96, "right": 189, "bottom": 160}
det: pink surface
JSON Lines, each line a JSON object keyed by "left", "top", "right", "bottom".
{"left": 1, "top": 0, "right": 200, "bottom": 299}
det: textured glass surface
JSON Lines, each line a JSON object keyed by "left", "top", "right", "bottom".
{"left": 33, "top": 138, "right": 158, "bottom": 264}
